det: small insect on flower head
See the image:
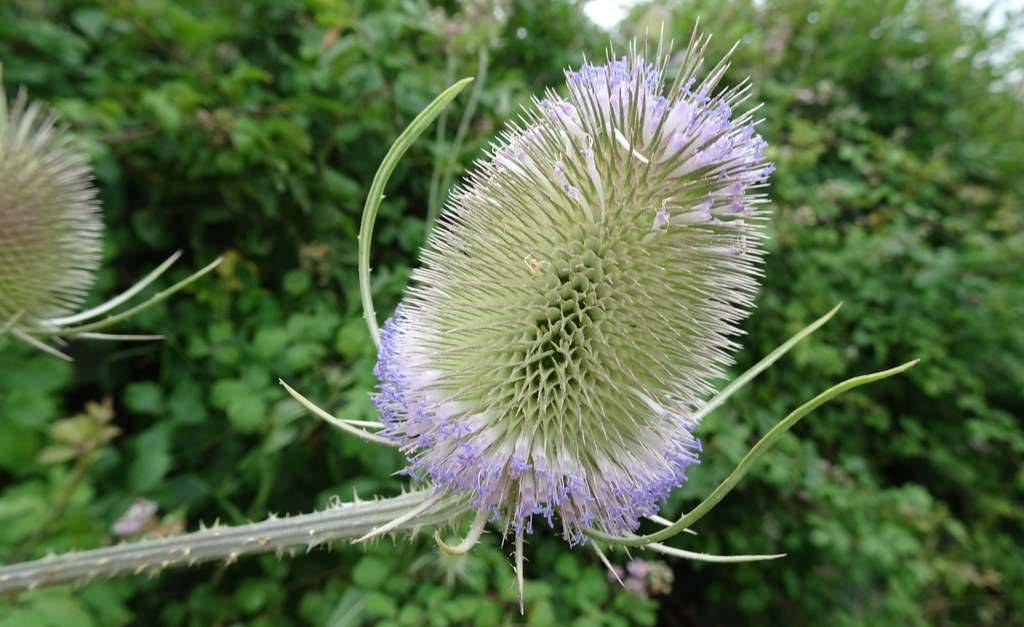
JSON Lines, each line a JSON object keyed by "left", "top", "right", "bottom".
{"left": 374, "top": 32, "right": 773, "bottom": 546}
{"left": 0, "top": 84, "right": 102, "bottom": 323}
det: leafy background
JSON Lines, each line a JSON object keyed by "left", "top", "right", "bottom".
{"left": 0, "top": 0, "right": 1021, "bottom": 625}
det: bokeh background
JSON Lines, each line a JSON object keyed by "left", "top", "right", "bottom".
{"left": 1, "top": 0, "right": 1021, "bottom": 625}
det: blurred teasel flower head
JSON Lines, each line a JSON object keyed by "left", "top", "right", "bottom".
{"left": 374, "top": 33, "right": 774, "bottom": 545}
{"left": 0, "top": 84, "right": 102, "bottom": 322}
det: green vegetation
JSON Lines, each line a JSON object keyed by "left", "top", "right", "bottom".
{"left": 1, "top": 0, "right": 1020, "bottom": 625}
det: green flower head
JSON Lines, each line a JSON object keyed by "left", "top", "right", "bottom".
{"left": 375, "top": 36, "right": 773, "bottom": 544}
{"left": 0, "top": 86, "right": 101, "bottom": 323}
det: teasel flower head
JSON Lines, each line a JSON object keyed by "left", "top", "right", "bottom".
{"left": 0, "top": 85, "right": 102, "bottom": 323}
{"left": 374, "top": 34, "right": 773, "bottom": 545}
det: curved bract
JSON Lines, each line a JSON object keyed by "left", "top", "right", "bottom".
{"left": 373, "top": 32, "right": 774, "bottom": 545}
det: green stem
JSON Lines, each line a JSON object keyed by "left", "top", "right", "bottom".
{"left": 426, "top": 48, "right": 457, "bottom": 226}
{"left": 10, "top": 452, "right": 95, "bottom": 563}
{"left": 427, "top": 46, "right": 489, "bottom": 233}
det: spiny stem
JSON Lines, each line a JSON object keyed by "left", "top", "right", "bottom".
{"left": 515, "top": 533, "right": 526, "bottom": 614}
{"left": 0, "top": 490, "right": 468, "bottom": 596}
{"left": 646, "top": 514, "right": 697, "bottom": 535}
{"left": 353, "top": 492, "right": 449, "bottom": 543}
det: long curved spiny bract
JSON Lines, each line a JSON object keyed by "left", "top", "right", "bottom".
{"left": 375, "top": 35, "right": 774, "bottom": 544}
{"left": 0, "top": 87, "right": 101, "bottom": 322}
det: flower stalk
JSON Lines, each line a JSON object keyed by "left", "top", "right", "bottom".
{"left": 0, "top": 490, "right": 468, "bottom": 596}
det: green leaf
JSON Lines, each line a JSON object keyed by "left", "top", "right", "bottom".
{"left": 168, "top": 380, "right": 208, "bottom": 425}
{"left": 363, "top": 591, "right": 398, "bottom": 618}
{"left": 283, "top": 342, "right": 325, "bottom": 371}
{"left": 444, "top": 596, "right": 479, "bottom": 621}
{"left": 210, "top": 379, "right": 244, "bottom": 410}
{"left": 227, "top": 395, "right": 266, "bottom": 432}
{"left": 124, "top": 382, "right": 165, "bottom": 415}
{"left": 554, "top": 553, "right": 580, "bottom": 580}
{"left": 352, "top": 556, "right": 393, "bottom": 589}
{"left": 49, "top": 416, "right": 93, "bottom": 445}
{"left": 69, "top": 7, "right": 107, "bottom": 40}
{"left": 335, "top": 317, "right": 373, "bottom": 359}
{"left": 282, "top": 270, "right": 312, "bottom": 296}
{"left": 235, "top": 579, "right": 269, "bottom": 613}
{"left": 37, "top": 445, "right": 79, "bottom": 465}
{"left": 129, "top": 427, "right": 173, "bottom": 493}
{"left": 253, "top": 328, "right": 291, "bottom": 361}
{"left": 3, "top": 389, "right": 60, "bottom": 428}
{"left": 0, "top": 420, "right": 40, "bottom": 470}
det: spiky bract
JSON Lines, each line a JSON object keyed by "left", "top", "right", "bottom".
{"left": 0, "top": 88, "right": 101, "bottom": 322}
{"left": 375, "top": 34, "right": 773, "bottom": 543}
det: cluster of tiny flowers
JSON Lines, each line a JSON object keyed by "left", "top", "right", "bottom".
{"left": 0, "top": 87, "right": 101, "bottom": 322}
{"left": 607, "top": 559, "right": 674, "bottom": 597}
{"left": 374, "top": 36, "right": 773, "bottom": 544}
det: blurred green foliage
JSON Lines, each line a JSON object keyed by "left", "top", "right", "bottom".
{"left": 0, "top": 0, "right": 1021, "bottom": 625}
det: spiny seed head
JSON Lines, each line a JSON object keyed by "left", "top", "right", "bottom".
{"left": 375, "top": 35, "right": 773, "bottom": 544}
{"left": 0, "top": 86, "right": 102, "bottom": 322}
